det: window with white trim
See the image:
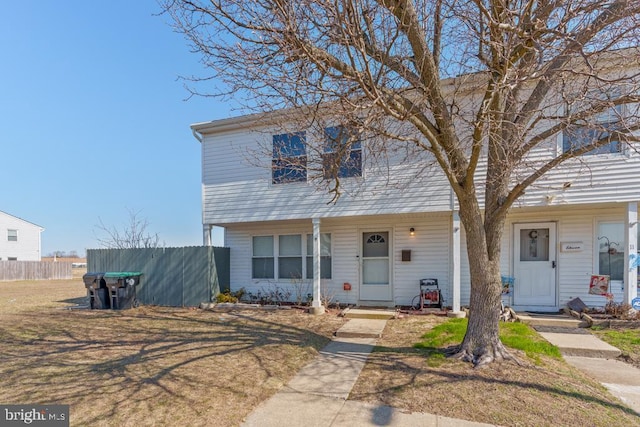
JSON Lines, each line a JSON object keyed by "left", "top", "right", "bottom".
{"left": 252, "top": 233, "right": 332, "bottom": 280}
{"left": 7, "top": 229, "right": 17, "bottom": 242}
{"left": 323, "top": 126, "right": 362, "bottom": 178}
{"left": 252, "top": 236, "right": 274, "bottom": 279}
{"left": 279, "top": 234, "right": 303, "bottom": 279}
{"left": 272, "top": 132, "right": 307, "bottom": 184}
{"left": 306, "top": 233, "right": 332, "bottom": 279}
{"left": 563, "top": 91, "right": 623, "bottom": 155}
{"left": 596, "top": 221, "right": 625, "bottom": 281}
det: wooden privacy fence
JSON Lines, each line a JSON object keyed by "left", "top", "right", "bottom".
{"left": 87, "top": 246, "right": 230, "bottom": 307}
{"left": 0, "top": 261, "right": 72, "bottom": 281}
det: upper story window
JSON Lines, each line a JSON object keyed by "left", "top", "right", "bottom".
{"left": 563, "top": 93, "right": 623, "bottom": 156}
{"left": 323, "top": 126, "right": 362, "bottom": 178}
{"left": 7, "top": 229, "right": 17, "bottom": 242}
{"left": 272, "top": 132, "right": 307, "bottom": 184}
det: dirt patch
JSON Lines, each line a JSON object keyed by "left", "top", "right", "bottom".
{"left": 350, "top": 315, "right": 640, "bottom": 427}
{"left": 0, "top": 280, "right": 346, "bottom": 426}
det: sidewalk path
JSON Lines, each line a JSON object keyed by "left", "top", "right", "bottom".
{"left": 242, "top": 315, "right": 499, "bottom": 427}
{"left": 242, "top": 311, "right": 640, "bottom": 426}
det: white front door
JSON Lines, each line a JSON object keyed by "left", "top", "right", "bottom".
{"left": 513, "top": 223, "right": 557, "bottom": 309}
{"left": 360, "top": 231, "right": 392, "bottom": 301}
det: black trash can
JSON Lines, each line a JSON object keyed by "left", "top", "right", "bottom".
{"left": 83, "top": 273, "right": 110, "bottom": 309}
{"left": 103, "top": 272, "right": 142, "bottom": 309}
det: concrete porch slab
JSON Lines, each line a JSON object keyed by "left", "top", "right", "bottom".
{"left": 343, "top": 308, "right": 397, "bottom": 320}
{"left": 537, "top": 331, "right": 622, "bottom": 358}
{"left": 335, "top": 318, "right": 388, "bottom": 338}
{"left": 518, "top": 312, "right": 588, "bottom": 328}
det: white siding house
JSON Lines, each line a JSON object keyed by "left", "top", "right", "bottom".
{"left": 192, "top": 88, "right": 640, "bottom": 313}
{"left": 0, "top": 211, "right": 44, "bottom": 261}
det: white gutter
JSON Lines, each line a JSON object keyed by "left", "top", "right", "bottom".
{"left": 191, "top": 128, "right": 203, "bottom": 143}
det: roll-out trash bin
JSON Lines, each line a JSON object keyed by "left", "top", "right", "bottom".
{"left": 83, "top": 272, "right": 142, "bottom": 309}
{"left": 83, "top": 272, "right": 110, "bottom": 309}
{"left": 103, "top": 272, "right": 142, "bottom": 310}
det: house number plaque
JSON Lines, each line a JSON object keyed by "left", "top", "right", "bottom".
{"left": 560, "top": 242, "right": 584, "bottom": 252}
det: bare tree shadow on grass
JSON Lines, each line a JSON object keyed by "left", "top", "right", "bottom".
{"left": 0, "top": 307, "right": 344, "bottom": 426}
{"left": 351, "top": 343, "right": 640, "bottom": 425}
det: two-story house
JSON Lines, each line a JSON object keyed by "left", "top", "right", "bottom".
{"left": 0, "top": 210, "right": 44, "bottom": 261}
{"left": 191, "top": 73, "right": 639, "bottom": 313}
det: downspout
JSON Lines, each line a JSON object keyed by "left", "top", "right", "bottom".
{"left": 191, "top": 128, "right": 208, "bottom": 246}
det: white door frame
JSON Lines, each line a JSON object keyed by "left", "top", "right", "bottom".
{"left": 513, "top": 222, "right": 558, "bottom": 310}
{"left": 359, "top": 229, "right": 393, "bottom": 302}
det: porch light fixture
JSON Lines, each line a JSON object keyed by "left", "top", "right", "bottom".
{"left": 409, "top": 227, "right": 415, "bottom": 236}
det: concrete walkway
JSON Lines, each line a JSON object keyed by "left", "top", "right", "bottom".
{"left": 519, "top": 312, "right": 640, "bottom": 414}
{"left": 535, "top": 328, "right": 640, "bottom": 414}
{"left": 242, "top": 310, "right": 640, "bottom": 426}
{"left": 242, "top": 310, "right": 499, "bottom": 427}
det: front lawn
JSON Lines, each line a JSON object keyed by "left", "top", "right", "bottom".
{"left": 350, "top": 315, "right": 639, "bottom": 427}
{"left": 0, "top": 279, "right": 345, "bottom": 426}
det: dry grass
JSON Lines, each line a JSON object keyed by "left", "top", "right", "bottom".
{"left": 0, "top": 279, "right": 346, "bottom": 426}
{"left": 4, "top": 279, "right": 638, "bottom": 426}
{"left": 350, "top": 315, "right": 640, "bottom": 426}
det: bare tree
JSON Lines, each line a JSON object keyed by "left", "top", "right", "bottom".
{"left": 162, "top": 0, "right": 640, "bottom": 366}
{"left": 95, "top": 209, "right": 162, "bottom": 249}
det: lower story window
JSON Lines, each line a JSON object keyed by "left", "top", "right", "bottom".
{"left": 279, "top": 235, "right": 302, "bottom": 279}
{"left": 252, "top": 236, "right": 274, "bottom": 279}
{"left": 252, "top": 233, "right": 332, "bottom": 280}
{"left": 306, "top": 233, "right": 332, "bottom": 279}
{"left": 597, "top": 222, "right": 625, "bottom": 281}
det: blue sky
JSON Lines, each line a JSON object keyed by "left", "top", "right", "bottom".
{"left": 0, "top": 1, "right": 231, "bottom": 256}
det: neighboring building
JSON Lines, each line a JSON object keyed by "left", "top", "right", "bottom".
{"left": 0, "top": 211, "right": 44, "bottom": 261}
{"left": 191, "top": 73, "right": 639, "bottom": 313}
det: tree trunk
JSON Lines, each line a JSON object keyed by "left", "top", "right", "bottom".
{"left": 451, "top": 196, "right": 517, "bottom": 367}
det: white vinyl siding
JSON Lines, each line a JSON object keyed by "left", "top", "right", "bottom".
{"left": 225, "top": 214, "right": 451, "bottom": 307}
{"left": 195, "top": 74, "right": 640, "bottom": 311}
{"left": 200, "top": 120, "right": 640, "bottom": 226}
{"left": 494, "top": 203, "right": 635, "bottom": 309}
{"left": 200, "top": 126, "right": 453, "bottom": 225}
{"left": 0, "top": 212, "right": 43, "bottom": 261}
{"left": 226, "top": 203, "right": 638, "bottom": 309}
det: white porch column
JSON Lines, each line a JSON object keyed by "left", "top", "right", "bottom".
{"left": 203, "top": 224, "right": 212, "bottom": 247}
{"left": 310, "top": 217, "right": 325, "bottom": 315}
{"left": 624, "top": 202, "right": 638, "bottom": 305}
{"left": 448, "top": 211, "right": 465, "bottom": 318}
